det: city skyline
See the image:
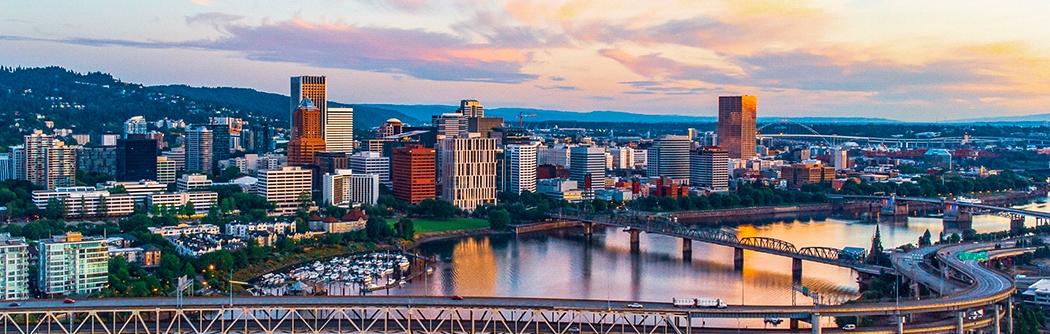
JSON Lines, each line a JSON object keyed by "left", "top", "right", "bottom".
{"left": 2, "top": 1, "right": 1048, "bottom": 122}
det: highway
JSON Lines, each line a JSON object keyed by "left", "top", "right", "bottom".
{"left": 829, "top": 194, "right": 1050, "bottom": 219}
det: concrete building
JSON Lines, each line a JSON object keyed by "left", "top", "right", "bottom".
{"left": 25, "top": 131, "right": 76, "bottom": 190}
{"left": 690, "top": 147, "right": 729, "bottom": 191}
{"left": 186, "top": 126, "right": 214, "bottom": 175}
{"left": 392, "top": 145, "right": 436, "bottom": 205}
{"left": 38, "top": 232, "right": 108, "bottom": 297}
{"left": 75, "top": 146, "right": 116, "bottom": 176}
{"left": 162, "top": 147, "right": 186, "bottom": 172}
{"left": 0, "top": 154, "right": 10, "bottom": 181}
{"left": 156, "top": 156, "right": 176, "bottom": 184}
{"left": 832, "top": 148, "right": 849, "bottom": 171}
{"left": 439, "top": 137, "right": 497, "bottom": 211}
{"left": 432, "top": 113, "right": 469, "bottom": 139}
{"left": 539, "top": 144, "right": 573, "bottom": 168}
{"left": 717, "top": 95, "right": 757, "bottom": 159}
{"left": 0, "top": 234, "right": 29, "bottom": 300}
{"left": 646, "top": 135, "right": 691, "bottom": 184}
{"left": 569, "top": 146, "right": 606, "bottom": 190}
{"left": 288, "top": 98, "right": 327, "bottom": 166}
{"left": 348, "top": 151, "right": 390, "bottom": 186}
{"left": 255, "top": 166, "right": 312, "bottom": 216}
{"left": 609, "top": 147, "right": 635, "bottom": 170}
{"left": 148, "top": 223, "right": 220, "bottom": 238}
{"left": 32, "top": 187, "right": 137, "bottom": 218}
{"left": 507, "top": 143, "right": 539, "bottom": 194}
{"left": 148, "top": 192, "right": 219, "bottom": 215}
{"left": 325, "top": 107, "right": 354, "bottom": 153}
{"left": 176, "top": 173, "right": 213, "bottom": 192}
{"left": 9, "top": 146, "right": 24, "bottom": 181}
{"left": 379, "top": 118, "right": 404, "bottom": 138}
{"left": 290, "top": 76, "right": 327, "bottom": 133}
{"left": 781, "top": 163, "right": 836, "bottom": 189}
{"left": 97, "top": 180, "right": 168, "bottom": 204}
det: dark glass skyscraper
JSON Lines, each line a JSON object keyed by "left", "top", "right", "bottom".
{"left": 116, "top": 136, "right": 158, "bottom": 181}
{"left": 717, "top": 96, "right": 757, "bottom": 160}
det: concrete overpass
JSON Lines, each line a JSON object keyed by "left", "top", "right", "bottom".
{"left": 828, "top": 194, "right": 1050, "bottom": 220}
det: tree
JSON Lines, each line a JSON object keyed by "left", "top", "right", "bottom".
{"left": 949, "top": 233, "right": 962, "bottom": 244}
{"left": 918, "top": 229, "right": 933, "bottom": 247}
{"left": 297, "top": 191, "right": 314, "bottom": 216}
{"left": 44, "top": 197, "right": 66, "bottom": 219}
{"left": 658, "top": 196, "right": 678, "bottom": 211}
{"left": 865, "top": 225, "right": 891, "bottom": 266}
{"left": 180, "top": 201, "right": 196, "bottom": 216}
{"left": 417, "top": 199, "right": 456, "bottom": 220}
{"left": 488, "top": 209, "right": 511, "bottom": 230}
{"left": 395, "top": 218, "right": 415, "bottom": 240}
{"left": 592, "top": 199, "right": 608, "bottom": 212}
{"left": 217, "top": 166, "right": 243, "bottom": 182}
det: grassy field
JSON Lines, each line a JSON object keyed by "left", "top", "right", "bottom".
{"left": 411, "top": 218, "right": 490, "bottom": 234}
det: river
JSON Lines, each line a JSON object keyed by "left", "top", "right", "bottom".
{"left": 376, "top": 199, "right": 1049, "bottom": 327}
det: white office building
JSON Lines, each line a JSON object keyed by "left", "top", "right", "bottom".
{"left": 569, "top": 146, "right": 606, "bottom": 189}
{"left": 176, "top": 173, "right": 213, "bottom": 192}
{"left": 148, "top": 192, "right": 219, "bottom": 215}
{"left": 32, "top": 187, "right": 137, "bottom": 218}
{"left": 255, "top": 166, "right": 312, "bottom": 216}
{"left": 157, "top": 156, "right": 176, "bottom": 184}
{"left": 507, "top": 143, "right": 538, "bottom": 194}
{"left": 647, "top": 135, "right": 691, "bottom": 184}
{"left": 325, "top": 107, "right": 354, "bottom": 153}
{"left": 348, "top": 151, "right": 390, "bottom": 186}
{"left": 322, "top": 170, "right": 380, "bottom": 207}
{"left": 440, "top": 137, "right": 497, "bottom": 211}
{"left": 690, "top": 147, "right": 729, "bottom": 191}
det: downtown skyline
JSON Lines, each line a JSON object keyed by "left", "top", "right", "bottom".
{"left": 2, "top": 1, "right": 1049, "bottom": 122}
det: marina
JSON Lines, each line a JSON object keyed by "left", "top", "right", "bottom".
{"left": 254, "top": 252, "right": 430, "bottom": 296}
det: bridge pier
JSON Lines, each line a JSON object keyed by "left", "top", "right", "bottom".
{"left": 734, "top": 247, "right": 744, "bottom": 271}
{"left": 682, "top": 239, "right": 692, "bottom": 259}
{"left": 628, "top": 229, "right": 641, "bottom": 253}
{"left": 1007, "top": 297, "right": 1013, "bottom": 334}
{"left": 790, "top": 319, "right": 799, "bottom": 329}
{"left": 811, "top": 313, "right": 821, "bottom": 334}
{"left": 792, "top": 258, "right": 803, "bottom": 285}
{"left": 583, "top": 222, "right": 593, "bottom": 236}
{"left": 957, "top": 311, "right": 965, "bottom": 334}
{"left": 994, "top": 304, "right": 1001, "bottom": 334}
{"left": 897, "top": 315, "right": 905, "bottom": 334}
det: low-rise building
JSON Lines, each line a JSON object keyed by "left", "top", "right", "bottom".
{"left": 148, "top": 223, "right": 220, "bottom": 238}
{"left": 97, "top": 180, "right": 168, "bottom": 204}
{"left": 32, "top": 187, "right": 137, "bottom": 218}
{"left": 176, "top": 173, "right": 213, "bottom": 192}
{"left": 108, "top": 245, "right": 161, "bottom": 269}
{"left": 147, "top": 192, "right": 219, "bottom": 215}
{"left": 225, "top": 221, "right": 296, "bottom": 237}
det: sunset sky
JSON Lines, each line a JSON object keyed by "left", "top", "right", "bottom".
{"left": 2, "top": 0, "right": 1048, "bottom": 121}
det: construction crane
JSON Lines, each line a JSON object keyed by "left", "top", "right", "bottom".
{"left": 515, "top": 112, "right": 537, "bottom": 129}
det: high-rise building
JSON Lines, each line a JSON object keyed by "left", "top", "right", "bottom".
{"left": 9, "top": 146, "right": 25, "bottom": 181}
{"left": 25, "top": 131, "right": 76, "bottom": 190}
{"left": 379, "top": 118, "right": 404, "bottom": 138}
{"left": 288, "top": 98, "right": 327, "bottom": 166}
{"left": 690, "top": 147, "right": 729, "bottom": 191}
{"left": 0, "top": 233, "right": 29, "bottom": 300}
{"left": 251, "top": 122, "right": 274, "bottom": 154}
{"left": 832, "top": 148, "right": 849, "bottom": 171}
{"left": 156, "top": 156, "right": 176, "bottom": 185}
{"left": 186, "top": 126, "right": 214, "bottom": 175}
{"left": 291, "top": 76, "right": 327, "bottom": 133}
{"left": 609, "top": 147, "right": 635, "bottom": 170}
{"left": 322, "top": 170, "right": 380, "bottom": 207}
{"left": 326, "top": 107, "right": 354, "bottom": 153}
{"left": 717, "top": 95, "right": 757, "bottom": 159}
{"left": 205, "top": 124, "right": 231, "bottom": 165}
{"left": 348, "top": 151, "right": 390, "bottom": 186}
{"left": 75, "top": 146, "right": 116, "bottom": 176}
{"left": 458, "top": 99, "right": 484, "bottom": 117}
{"left": 469, "top": 117, "right": 504, "bottom": 138}
{"left": 116, "top": 137, "right": 158, "bottom": 182}
{"left": 439, "top": 137, "right": 497, "bottom": 210}
{"left": 255, "top": 166, "right": 312, "bottom": 216}
{"left": 507, "top": 143, "right": 538, "bottom": 194}
{"left": 432, "top": 113, "right": 468, "bottom": 138}
{"left": 0, "top": 154, "right": 10, "bottom": 181}
{"left": 123, "top": 116, "right": 147, "bottom": 139}
{"left": 38, "top": 232, "right": 108, "bottom": 297}
{"left": 646, "top": 135, "right": 691, "bottom": 184}
{"left": 314, "top": 152, "right": 348, "bottom": 177}
{"left": 569, "top": 146, "right": 606, "bottom": 189}
{"left": 392, "top": 145, "right": 436, "bottom": 205}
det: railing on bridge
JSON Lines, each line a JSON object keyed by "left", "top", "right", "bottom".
{"left": 555, "top": 209, "right": 867, "bottom": 267}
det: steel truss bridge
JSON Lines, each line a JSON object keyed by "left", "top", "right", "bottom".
{"left": 829, "top": 194, "right": 1050, "bottom": 220}
{"left": 553, "top": 209, "right": 890, "bottom": 275}
{"left": 756, "top": 120, "right": 1050, "bottom": 147}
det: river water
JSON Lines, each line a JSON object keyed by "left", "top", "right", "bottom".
{"left": 380, "top": 199, "right": 1049, "bottom": 327}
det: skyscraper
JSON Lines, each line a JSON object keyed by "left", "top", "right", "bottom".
{"left": 123, "top": 116, "right": 147, "bottom": 139}
{"left": 290, "top": 76, "right": 326, "bottom": 132}
{"left": 432, "top": 113, "right": 468, "bottom": 138}
{"left": 569, "top": 146, "right": 606, "bottom": 189}
{"left": 326, "top": 107, "right": 354, "bottom": 152}
{"left": 348, "top": 151, "right": 390, "bottom": 186}
{"left": 717, "top": 95, "right": 757, "bottom": 159}
{"left": 186, "top": 126, "right": 214, "bottom": 175}
{"left": 115, "top": 137, "right": 158, "bottom": 182}
{"left": 287, "top": 98, "right": 327, "bottom": 166}
{"left": 690, "top": 147, "right": 729, "bottom": 191}
{"left": 646, "top": 135, "right": 692, "bottom": 184}
{"left": 507, "top": 143, "right": 538, "bottom": 194}
{"left": 205, "top": 124, "right": 230, "bottom": 165}
{"left": 392, "top": 145, "right": 436, "bottom": 205}
{"left": 458, "top": 99, "right": 484, "bottom": 117}
{"left": 251, "top": 122, "right": 274, "bottom": 154}
{"left": 439, "top": 137, "right": 497, "bottom": 210}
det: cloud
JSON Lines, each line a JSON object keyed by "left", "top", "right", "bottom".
{"left": 549, "top": 76, "right": 565, "bottom": 81}
{"left": 535, "top": 85, "right": 579, "bottom": 91}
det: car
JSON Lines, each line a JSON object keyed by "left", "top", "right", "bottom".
{"left": 450, "top": 295, "right": 463, "bottom": 300}
{"left": 626, "top": 303, "right": 643, "bottom": 308}
{"left": 63, "top": 298, "right": 75, "bottom": 304}
{"left": 7, "top": 302, "right": 19, "bottom": 307}
{"left": 842, "top": 324, "right": 856, "bottom": 331}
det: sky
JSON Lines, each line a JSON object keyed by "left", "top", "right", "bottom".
{"left": 2, "top": 0, "right": 1049, "bottom": 122}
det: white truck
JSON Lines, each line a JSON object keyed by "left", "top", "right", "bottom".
{"left": 672, "top": 298, "right": 727, "bottom": 308}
